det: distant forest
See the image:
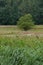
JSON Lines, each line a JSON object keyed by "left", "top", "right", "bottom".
{"left": 0, "top": 0, "right": 43, "bottom": 25}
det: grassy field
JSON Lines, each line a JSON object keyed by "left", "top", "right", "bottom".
{"left": 0, "top": 25, "right": 43, "bottom": 65}
{"left": 0, "top": 25, "right": 43, "bottom": 37}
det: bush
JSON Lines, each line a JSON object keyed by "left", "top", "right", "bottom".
{"left": 17, "top": 14, "right": 34, "bottom": 30}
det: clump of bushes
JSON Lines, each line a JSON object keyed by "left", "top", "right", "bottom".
{"left": 17, "top": 14, "right": 34, "bottom": 31}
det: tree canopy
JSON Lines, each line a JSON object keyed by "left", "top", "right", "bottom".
{"left": 0, "top": 0, "right": 43, "bottom": 25}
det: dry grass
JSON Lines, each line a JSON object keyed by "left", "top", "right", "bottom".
{"left": 0, "top": 25, "right": 43, "bottom": 37}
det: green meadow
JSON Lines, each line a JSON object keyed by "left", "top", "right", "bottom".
{"left": 0, "top": 26, "right": 43, "bottom": 65}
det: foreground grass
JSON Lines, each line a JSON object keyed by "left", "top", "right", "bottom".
{"left": 0, "top": 25, "right": 43, "bottom": 65}
{"left": 0, "top": 36, "right": 43, "bottom": 65}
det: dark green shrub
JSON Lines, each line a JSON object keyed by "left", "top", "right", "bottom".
{"left": 17, "top": 14, "right": 34, "bottom": 30}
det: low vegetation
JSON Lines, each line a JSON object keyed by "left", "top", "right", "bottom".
{"left": 0, "top": 36, "right": 43, "bottom": 65}
{"left": 0, "top": 26, "right": 43, "bottom": 65}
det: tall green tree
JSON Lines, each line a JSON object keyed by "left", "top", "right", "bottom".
{"left": 0, "top": 0, "right": 43, "bottom": 25}
{"left": 31, "top": 0, "right": 43, "bottom": 24}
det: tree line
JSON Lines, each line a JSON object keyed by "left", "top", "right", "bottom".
{"left": 0, "top": 0, "right": 43, "bottom": 25}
